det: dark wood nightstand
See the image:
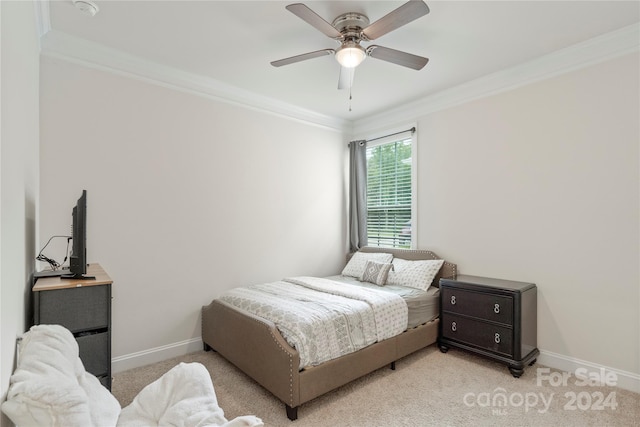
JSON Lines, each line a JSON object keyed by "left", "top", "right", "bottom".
{"left": 438, "top": 274, "right": 539, "bottom": 377}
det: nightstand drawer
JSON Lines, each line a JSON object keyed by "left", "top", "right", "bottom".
{"left": 77, "top": 331, "right": 109, "bottom": 377}
{"left": 441, "top": 313, "right": 513, "bottom": 357}
{"left": 36, "top": 285, "right": 110, "bottom": 333}
{"left": 441, "top": 287, "right": 513, "bottom": 324}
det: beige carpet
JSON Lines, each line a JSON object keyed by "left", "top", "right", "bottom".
{"left": 112, "top": 345, "right": 639, "bottom": 426}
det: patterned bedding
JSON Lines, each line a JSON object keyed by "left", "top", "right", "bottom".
{"left": 219, "top": 276, "right": 408, "bottom": 369}
{"left": 325, "top": 275, "right": 440, "bottom": 328}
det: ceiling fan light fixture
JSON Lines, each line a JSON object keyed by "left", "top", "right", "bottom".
{"left": 335, "top": 43, "right": 366, "bottom": 68}
{"left": 73, "top": 0, "right": 99, "bottom": 17}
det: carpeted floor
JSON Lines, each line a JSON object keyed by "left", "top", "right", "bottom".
{"left": 112, "top": 345, "right": 639, "bottom": 426}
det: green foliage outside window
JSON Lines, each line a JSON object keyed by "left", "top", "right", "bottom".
{"left": 366, "top": 138, "right": 412, "bottom": 249}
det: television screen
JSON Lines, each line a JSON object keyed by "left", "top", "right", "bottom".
{"left": 62, "top": 190, "right": 95, "bottom": 280}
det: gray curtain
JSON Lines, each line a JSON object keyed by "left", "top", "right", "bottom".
{"left": 349, "top": 140, "right": 367, "bottom": 252}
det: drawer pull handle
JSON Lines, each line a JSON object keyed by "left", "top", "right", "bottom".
{"left": 450, "top": 295, "right": 456, "bottom": 305}
{"left": 494, "top": 333, "right": 501, "bottom": 344}
{"left": 494, "top": 303, "right": 500, "bottom": 314}
{"left": 451, "top": 322, "right": 457, "bottom": 332}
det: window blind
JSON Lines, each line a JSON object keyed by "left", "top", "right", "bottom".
{"left": 366, "top": 137, "right": 412, "bottom": 249}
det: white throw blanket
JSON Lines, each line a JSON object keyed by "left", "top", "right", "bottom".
{"left": 220, "top": 276, "right": 408, "bottom": 369}
{"left": 1, "top": 325, "right": 263, "bottom": 427}
{"left": 1, "top": 324, "right": 122, "bottom": 427}
{"left": 118, "top": 362, "right": 263, "bottom": 427}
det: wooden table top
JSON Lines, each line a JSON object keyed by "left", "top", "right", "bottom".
{"left": 33, "top": 263, "right": 112, "bottom": 291}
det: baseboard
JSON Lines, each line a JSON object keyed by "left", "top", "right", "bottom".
{"left": 538, "top": 349, "right": 640, "bottom": 394}
{"left": 111, "top": 337, "right": 203, "bottom": 373}
{"left": 112, "top": 339, "right": 640, "bottom": 395}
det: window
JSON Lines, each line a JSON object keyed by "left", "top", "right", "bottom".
{"left": 366, "top": 136, "right": 413, "bottom": 249}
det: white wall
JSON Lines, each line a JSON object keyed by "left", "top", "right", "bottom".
{"left": 0, "top": 1, "right": 40, "bottom": 426}
{"left": 385, "top": 53, "right": 638, "bottom": 379}
{"left": 39, "top": 57, "right": 347, "bottom": 368}
{"left": 32, "top": 15, "right": 640, "bottom": 391}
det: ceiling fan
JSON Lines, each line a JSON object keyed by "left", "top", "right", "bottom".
{"left": 271, "top": 1, "right": 430, "bottom": 90}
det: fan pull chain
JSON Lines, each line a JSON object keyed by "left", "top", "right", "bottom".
{"left": 349, "top": 86, "right": 353, "bottom": 112}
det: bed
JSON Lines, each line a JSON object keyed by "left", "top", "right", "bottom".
{"left": 201, "top": 246, "right": 457, "bottom": 420}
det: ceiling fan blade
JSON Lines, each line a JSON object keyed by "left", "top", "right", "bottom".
{"left": 361, "top": 0, "right": 430, "bottom": 41}
{"left": 286, "top": 3, "right": 343, "bottom": 39}
{"left": 338, "top": 66, "right": 355, "bottom": 90}
{"left": 367, "top": 45, "right": 429, "bottom": 70}
{"left": 271, "top": 49, "right": 334, "bottom": 67}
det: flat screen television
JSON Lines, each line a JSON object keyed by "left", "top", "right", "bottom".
{"left": 61, "top": 190, "right": 95, "bottom": 280}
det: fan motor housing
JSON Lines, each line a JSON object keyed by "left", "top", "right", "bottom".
{"left": 332, "top": 12, "right": 370, "bottom": 36}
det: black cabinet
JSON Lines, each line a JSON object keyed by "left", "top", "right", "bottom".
{"left": 438, "top": 274, "right": 539, "bottom": 377}
{"left": 33, "top": 264, "right": 113, "bottom": 389}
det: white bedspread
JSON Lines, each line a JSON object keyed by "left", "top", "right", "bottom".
{"left": 219, "top": 276, "right": 408, "bottom": 369}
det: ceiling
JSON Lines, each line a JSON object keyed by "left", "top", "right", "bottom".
{"left": 45, "top": 1, "right": 639, "bottom": 124}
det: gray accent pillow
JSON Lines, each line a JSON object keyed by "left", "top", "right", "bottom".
{"left": 360, "top": 261, "right": 393, "bottom": 286}
{"left": 342, "top": 252, "right": 394, "bottom": 278}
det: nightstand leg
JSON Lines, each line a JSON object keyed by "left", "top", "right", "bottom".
{"left": 509, "top": 367, "right": 524, "bottom": 378}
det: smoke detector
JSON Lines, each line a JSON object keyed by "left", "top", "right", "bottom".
{"left": 73, "top": 0, "right": 99, "bottom": 17}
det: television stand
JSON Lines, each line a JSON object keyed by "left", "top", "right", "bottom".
{"left": 61, "top": 272, "right": 96, "bottom": 280}
{"left": 34, "top": 268, "right": 95, "bottom": 279}
{"left": 34, "top": 268, "right": 70, "bottom": 279}
{"left": 33, "top": 263, "right": 113, "bottom": 389}
{"left": 61, "top": 262, "right": 95, "bottom": 280}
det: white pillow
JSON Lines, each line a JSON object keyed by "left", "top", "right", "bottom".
{"left": 342, "top": 251, "right": 393, "bottom": 278}
{"left": 386, "top": 258, "right": 445, "bottom": 291}
{"left": 360, "top": 260, "right": 393, "bottom": 286}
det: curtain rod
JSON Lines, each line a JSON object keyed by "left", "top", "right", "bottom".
{"left": 365, "top": 126, "right": 415, "bottom": 143}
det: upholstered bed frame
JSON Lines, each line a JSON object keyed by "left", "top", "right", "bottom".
{"left": 201, "top": 247, "right": 457, "bottom": 420}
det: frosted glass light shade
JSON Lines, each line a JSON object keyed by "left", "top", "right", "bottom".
{"left": 335, "top": 44, "right": 366, "bottom": 68}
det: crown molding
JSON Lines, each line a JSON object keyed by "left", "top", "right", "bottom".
{"left": 40, "top": 30, "right": 350, "bottom": 133}
{"left": 38, "top": 21, "right": 638, "bottom": 137}
{"left": 34, "top": 0, "right": 51, "bottom": 41}
{"left": 351, "top": 22, "right": 640, "bottom": 136}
